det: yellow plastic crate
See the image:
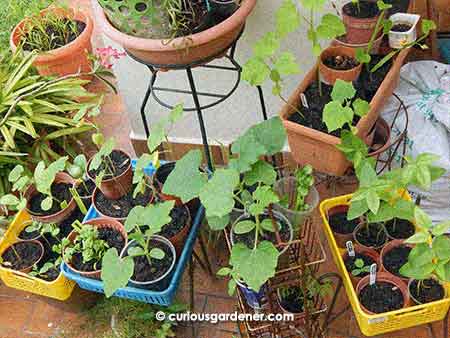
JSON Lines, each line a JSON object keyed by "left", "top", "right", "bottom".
{"left": 0, "top": 210, "right": 75, "bottom": 301}
{"left": 320, "top": 194, "right": 450, "bottom": 336}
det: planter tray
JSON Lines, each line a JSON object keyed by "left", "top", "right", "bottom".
{"left": 61, "top": 160, "right": 205, "bottom": 306}
{"left": 0, "top": 210, "right": 76, "bottom": 301}
{"left": 319, "top": 194, "right": 450, "bottom": 336}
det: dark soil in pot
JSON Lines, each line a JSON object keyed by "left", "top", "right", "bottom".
{"left": 28, "top": 182, "right": 72, "bottom": 216}
{"left": 94, "top": 185, "right": 153, "bottom": 219}
{"left": 278, "top": 287, "right": 311, "bottom": 313}
{"left": 128, "top": 240, "right": 174, "bottom": 283}
{"left": 58, "top": 207, "right": 85, "bottom": 239}
{"left": 71, "top": 227, "right": 126, "bottom": 272}
{"left": 233, "top": 215, "right": 291, "bottom": 251}
{"left": 355, "top": 223, "right": 388, "bottom": 249}
{"left": 344, "top": 253, "right": 376, "bottom": 278}
{"left": 359, "top": 55, "right": 393, "bottom": 101}
{"left": 155, "top": 162, "right": 175, "bottom": 187}
{"left": 359, "top": 282, "right": 404, "bottom": 313}
{"left": 410, "top": 279, "right": 445, "bottom": 304}
{"left": 88, "top": 150, "right": 130, "bottom": 180}
{"left": 324, "top": 55, "right": 359, "bottom": 70}
{"left": 22, "top": 20, "right": 86, "bottom": 51}
{"left": 383, "top": 246, "right": 411, "bottom": 277}
{"left": 343, "top": 1, "right": 379, "bottom": 19}
{"left": 76, "top": 178, "right": 95, "bottom": 198}
{"left": 160, "top": 205, "right": 189, "bottom": 238}
{"left": 391, "top": 23, "right": 412, "bottom": 32}
{"left": 36, "top": 266, "right": 60, "bottom": 282}
{"left": 329, "top": 210, "right": 359, "bottom": 235}
{"left": 18, "top": 225, "right": 40, "bottom": 241}
{"left": 1, "top": 242, "right": 42, "bottom": 270}
{"left": 385, "top": 218, "right": 415, "bottom": 239}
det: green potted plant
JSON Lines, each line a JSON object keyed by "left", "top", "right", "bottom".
{"left": 10, "top": 5, "right": 94, "bottom": 77}
{"left": 92, "top": 0, "right": 257, "bottom": 66}
{"left": 342, "top": 244, "right": 379, "bottom": 287}
{"left": 0, "top": 239, "right": 44, "bottom": 273}
{"left": 341, "top": 0, "right": 382, "bottom": 44}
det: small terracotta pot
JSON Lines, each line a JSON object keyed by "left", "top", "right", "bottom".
{"left": 64, "top": 218, "right": 128, "bottom": 279}
{"left": 368, "top": 118, "right": 391, "bottom": 158}
{"left": 1, "top": 240, "right": 45, "bottom": 273}
{"left": 356, "top": 272, "right": 410, "bottom": 314}
{"left": 10, "top": 8, "right": 93, "bottom": 78}
{"left": 342, "top": 2, "right": 381, "bottom": 44}
{"left": 165, "top": 205, "right": 191, "bottom": 256}
{"left": 153, "top": 162, "right": 182, "bottom": 206}
{"left": 353, "top": 222, "right": 388, "bottom": 251}
{"left": 91, "top": 176, "right": 155, "bottom": 223}
{"left": 319, "top": 46, "right": 362, "bottom": 85}
{"left": 328, "top": 204, "right": 357, "bottom": 249}
{"left": 408, "top": 278, "right": 447, "bottom": 305}
{"left": 92, "top": 0, "right": 256, "bottom": 67}
{"left": 332, "top": 33, "right": 384, "bottom": 54}
{"left": 87, "top": 149, "right": 133, "bottom": 200}
{"left": 379, "top": 239, "right": 412, "bottom": 283}
{"left": 342, "top": 245, "right": 380, "bottom": 288}
{"left": 25, "top": 172, "right": 77, "bottom": 224}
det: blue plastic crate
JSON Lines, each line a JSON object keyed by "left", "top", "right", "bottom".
{"left": 61, "top": 160, "right": 205, "bottom": 306}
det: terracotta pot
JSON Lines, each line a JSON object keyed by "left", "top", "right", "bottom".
{"left": 342, "top": 245, "right": 380, "bottom": 288}
{"left": 342, "top": 1, "right": 381, "bottom": 44}
{"left": 356, "top": 272, "right": 410, "bottom": 314}
{"left": 379, "top": 239, "right": 412, "bottom": 283}
{"left": 25, "top": 172, "right": 77, "bottom": 224}
{"left": 165, "top": 205, "right": 191, "bottom": 256}
{"left": 280, "top": 48, "right": 410, "bottom": 176}
{"left": 353, "top": 222, "right": 389, "bottom": 251}
{"left": 408, "top": 278, "right": 447, "bottom": 305}
{"left": 332, "top": 33, "right": 384, "bottom": 54}
{"left": 64, "top": 217, "right": 128, "bottom": 279}
{"left": 10, "top": 8, "right": 93, "bottom": 78}
{"left": 328, "top": 205, "right": 355, "bottom": 248}
{"left": 87, "top": 149, "right": 133, "bottom": 200}
{"left": 368, "top": 118, "right": 391, "bottom": 158}
{"left": 319, "top": 46, "right": 362, "bottom": 85}
{"left": 1, "top": 240, "right": 45, "bottom": 273}
{"left": 153, "top": 162, "right": 182, "bottom": 206}
{"left": 92, "top": 0, "right": 256, "bottom": 67}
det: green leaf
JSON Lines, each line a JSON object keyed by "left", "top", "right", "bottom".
{"left": 432, "top": 222, "right": 450, "bottom": 236}
{"left": 243, "top": 160, "right": 277, "bottom": 186}
{"left": 331, "top": 80, "right": 356, "bottom": 103}
{"left": 260, "top": 218, "right": 279, "bottom": 232}
{"left": 217, "top": 267, "right": 231, "bottom": 277}
{"left": 200, "top": 168, "right": 240, "bottom": 218}
{"left": 41, "top": 196, "right": 53, "bottom": 211}
{"left": 8, "top": 165, "right": 24, "bottom": 183}
{"left": 399, "top": 261, "right": 433, "bottom": 280}
{"left": 274, "top": 52, "right": 300, "bottom": 76}
{"left": 275, "top": 0, "right": 301, "bottom": 38}
{"left": 228, "top": 278, "right": 237, "bottom": 296}
{"left": 404, "top": 231, "right": 430, "bottom": 244}
{"left": 421, "top": 19, "right": 437, "bottom": 35}
{"left": 353, "top": 98, "right": 370, "bottom": 117}
{"left": 414, "top": 207, "right": 432, "bottom": 229}
{"left": 0, "top": 194, "right": 19, "bottom": 206}
{"left": 300, "top": 0, "right": 326, "bottom": 10}
{"left": 207, "top": 215, "right": 230, "bottom": 231}
{"left": 316, "top": 14, "right": 346, "bottom": 40}
{"left": 233, "top": 220, "right": 256, "bottom": 234}
{"left": 251, "top": 117, "right": 286, "bottom": 155}
{"left": 323, "top": 101, "right": 352, "bottom": 132}
{"left": 253, "top": 32, "right": 280, "bottom": 59}
{"left": 149, "top": 248, "right": 165, "bottom": 260}
{"left": 230, "top": 241, "right": 279, "bottom": 291}
{"left": 242, "top": 58, "right": 271, "bottom": 86}
{"left": 147, "top": 122, "right": 166, "bottom": 153}
{"left": 347, "top": 199, "right": 369, "bottom": 220}
{"left": 357, "top": 160, "right": 378, "bottom": 187}
{"left": 248, "top": 186, "right": 279, "bottom": 216}
{"left": 101, "top": 248, "right": 134, "bottom": 298}
{"left": 408, "top": 243, "right": 434, "bottom": 267}
{"left": 377, "top": 0, "right": 392, "bottom": 10}
{"left": 355, "top": 48, "right": 371, "bottom": 64}
{"left": 433, "top": 236, "right": 450, "bottom": 261}
{"left": 162, "top": 150, "right": 207, "bottom": 203}
{"left": 169, "top": 104, "right": 184, "bottom": 123}
{"left": 366, "top": 190, "right": 380, "bottom": 214}
{"left": 125, "top": 201, "right": 175, "bottom": 234}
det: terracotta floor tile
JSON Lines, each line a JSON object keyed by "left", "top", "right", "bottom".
{"left": 0, "top": 296, "right": 36, "bottom": 332}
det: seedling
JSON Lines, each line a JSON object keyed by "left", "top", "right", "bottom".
{"left": 322, "top": 80, "right": 370, "bottom": 133}
{"left": 89, "top": 136, "right": 118, "bottom": 187}
{"left": 280, "top": 165, "right": 314, "bottom": 211}
{"left": 351, "top": 0, "right": 361, "bottom": 13}
{"left": 351, "top": 258, "right": 371, "bottom": 276}
{"left": 0, "top": 164, "right": 32, "bottom": 212}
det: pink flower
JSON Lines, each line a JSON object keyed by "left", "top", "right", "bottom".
{"left": 96, "top": 46, "right": 126, "bottom": 69}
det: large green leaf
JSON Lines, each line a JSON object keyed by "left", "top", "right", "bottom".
{"left": 243, "top": 160, "right": 277, "bottom": 186}
{"left": 101, "top": 248, "right": 134, "bottom": 298}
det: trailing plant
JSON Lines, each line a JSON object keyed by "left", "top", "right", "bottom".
{"left": 279, "top": 165, "right": 314, "bottom": 212}
{"left": 351, "top": 258, "right": 371, "bottom": 276}
{"left": 399, "top": 206, "right": 450, "bottom": 285}
{"left": 242, "top": 0, "right": 345, "bottom": 97}
{"left": 63, "top": 220, "right": 109, "bottom": 269}
{"left": 101, "top": 201, "right": 175, "bottom": 297}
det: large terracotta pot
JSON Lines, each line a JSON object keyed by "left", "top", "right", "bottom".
{"left": 319, "top": 46, "right": 362, "bottom": 85}
{"left": 279, "top": 48, "right": 410, "bottom": 176}
{"left": 342, "top": 1, "right": 381, "bottom": 44}
{"left": 25, "top": 172, "right": 77, "bottom": 224}
{"left": 10, "top": 8, "right": 93, "bottom": 78}
{"left": 92, "top": 0, "right": 256, "bottom": 67}
{"left": 64, "top": 218, "right": 128, "bottom": 280}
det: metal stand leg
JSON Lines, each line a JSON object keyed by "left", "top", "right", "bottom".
{"left": 140, "top": 66, "right": 157, "bottom": 138}
{"left": 186, "top": 67, "right": 214, "bottom": 172}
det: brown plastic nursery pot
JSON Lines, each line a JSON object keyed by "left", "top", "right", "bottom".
{"left": 319, "top": 46, "right": 362, "bottom": 85}
{"left": 356, "top": 272, "right": 410, "bottom": 315}
{"left": 343, "top": 245, "right": 380, "bottom": 288}
{"left": 25, "top": 172, "right": 77, "bottom": 224}
{"left": 166, "top": 205, "right": 191, "bottom": 257}
{"left": 342, "top": 2, "right": 381, "bottom": 44}
{"left": 327, "top": 205, "right": 355, "bottom": 248}
{"left": 280, "top": 48, "right": 410, "bottom": 176}
{"left": 332, "top": 34, "right": 383, "bottom": 54}
{"left": 1, "top": 240, "right": 45, "bottom": 274}
{"left": 64, "top": 218, "right": 128, "bottom": 279}
{"left": 379, "top": 239, "right": 412, "bottom": 283}
{"left": 87, "top": 149, "right": 133, "bottom": 200}
{"left": 10, "top": 8, "right": 93, "bottom": 78}
{"left": 153, "top": 162, "right": 182, "bottom": 206}
{"left": 91, "top": 0, "right": 256, "bottom": 67}
{"left": 353, "top": 222, "right": 389, "bottom": 251}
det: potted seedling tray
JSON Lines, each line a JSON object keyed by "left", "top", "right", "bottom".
{"left": 319, "top": 194, "right": 450, "bottom": 336}
{"left": 280, "top": 48, "right": 410, "bottom": 176}
{"left": 0, "top": 210, "right": 76, "bottom": 301}
{"left": 60, "top": 161, "right": 204, "bottom": 306}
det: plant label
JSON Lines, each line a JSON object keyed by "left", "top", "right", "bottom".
{"left": 346, "top": 241, "right": 355, "bottom": 257}
{"left": 300, "top": 93, "right": 309, "bottom": 108}
{"left": 369, "top": 264, "right": 377, "bottom": 285}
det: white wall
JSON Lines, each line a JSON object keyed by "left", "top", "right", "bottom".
{"left": 104, "top": 0, "right": 345, "bottom": 145}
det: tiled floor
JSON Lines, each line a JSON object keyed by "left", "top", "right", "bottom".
{"left": 0, "top": 1, "right": 447, "bottom": 338}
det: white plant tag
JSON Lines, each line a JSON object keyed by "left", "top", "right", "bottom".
{"left": 300, "top": 93, "right": 309, "bottom": 108}
{"left": 369, "top": 264, "right": 377, "bottom": 285}
{"left": 346, "top": 241, "right": 355, "bottom": 257}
